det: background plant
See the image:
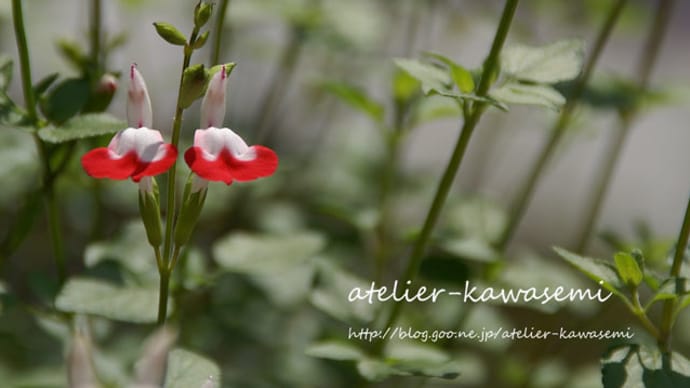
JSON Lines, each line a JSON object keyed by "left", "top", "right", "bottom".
{"left": 0, "top": 0, "right": 689, "bottom": 387}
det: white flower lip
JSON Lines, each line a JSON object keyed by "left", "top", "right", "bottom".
{"left": 194, "top": 127, "right": 257, "bottom": 162}
{"left": 108, "top": 127, "right": 169, "bottom": 163}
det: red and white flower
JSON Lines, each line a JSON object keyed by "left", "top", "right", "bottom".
{"left": 81, "top": 65, "right": 177, "bottom": 184}
{"left": 184, "top": 66, "right": 277, "bottom": 187}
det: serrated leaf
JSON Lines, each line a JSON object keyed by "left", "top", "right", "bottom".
{"left": 213, "top": 231, "right": 325, "bottom": 274}
{"left": 38, "top": 113, "right": 125, "bottom": 143}
{"left": 322, "top": 81, "right": 384, "bottom": 123}
{"left": 502, "top": 39, "right": 584, "bottom": 83}
{"left": 490, "top": 82, "right": 565, "bottom": 110}
{"left": 553, "top": 247, "right": 624, "bottom": 295}
{"left": 394, "top": 58, "right": 450, "bottom": 95}
{"left": 55, "top": 278, "right": 163, "bottom": 323}
{"left": 164, "top": 349, "right": 221, "bottom": 388}
{"left": 305, "top": 340, "right": 365, "bottom": 361}
{"left": 39, "top": 77, "right": 90, "bottom": 124}
{"left": 647, "top": 278, "right": 690, "bottom": 310}
{"left": 614, "top": 252, "right": 643, "bottom": 287}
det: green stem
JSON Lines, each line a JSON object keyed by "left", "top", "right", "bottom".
{"left": 45, "top": 188, "right": 66, "bottom": 283}
{"left": 157, "top": 264, "right": 170, "bottom": 325}
{"left": 495, "top": 0, "right": 628, "bottom": 251}
{"left": 90, "top": 0, "right": 102, "bottom": 70}
{"left": 375, "top": 0, "right": 520, "bottom": 348}
{"left": 659, "top": 192, "right": 690, "bottom": 352}
{"left": 575, "top": 0, "right": 672, "bottom": 252}
{"left": 210, "top": 0, "right": 230, "bottom": 65}
{"left": 13, "top": 0, "right": 66, "bottom": 283}
{"left": 159, "top": 26, "right": 201, "bottom": 326}
{"left": 12, "top": 0, "right": 38, "bottom": 123}
{"left": 253, "top": 25, "right": 304, "bottom": 144}
{"left": 162, "top": 27, "right": 200, "bottom": 262}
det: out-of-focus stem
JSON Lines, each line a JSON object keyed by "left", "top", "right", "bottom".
{"left": 90, "top": 0, "right": 102, "bottom": 70}
{"left": 375, "top": 0, "right": 520, "bottom": 352}
{"left": 575, "top": 0, "right": 672, "bottom": 252}
{"left": 13, "top": 0, "right": 67, "bottom": 283}
{"left": 210, "top": 0, "right": 230, "bottom": 65}
{"left": 495, "top": 0, "right": 628, "bottom": 251}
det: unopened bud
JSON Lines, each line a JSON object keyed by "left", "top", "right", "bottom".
{"left": 174, "top": 175, "right": 208, "bottom": 248}
{"left": 200, "top": 64, "right": 235, "bottom": 128}
{"left": 153, "top": 22, "right": 187, "bottom": 46}
{"left": 194, "top": 2, "right": 214, "bottom": 28}
{"left": 138, "top": 177, "right": 162, "bottom": 248}
{"left": 134, "top": 326, "right": 178, "bottom": 386}
{"left": 180, "top": 64, "right": 209, "bottom": 109}
{"left": 127, "top": 64, "right": 153, "bottom": 128}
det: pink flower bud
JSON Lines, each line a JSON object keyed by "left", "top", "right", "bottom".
{"left": 127, "top": 64, "right": 153, "bottom": 128}
{"left": 200, "top": 66, "right": 227, "bottom": 129}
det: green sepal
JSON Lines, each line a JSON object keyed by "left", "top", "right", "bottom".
{"left": 180, "top": 64, "right": 209, "bottom": 109}
{"left": 153, "top": 22, "right": 187, "bottom": 46}
{"left": 194, "top": 1, "right": 214, "bottom": 28}
{"left": 138, "top": 179, "right": 163, "bottom": 248}
{"left": 174, "top": 176, "right": 208, "bottom": 248}
{"left": 192, "top": 31, "right": 210, "bottom": 50}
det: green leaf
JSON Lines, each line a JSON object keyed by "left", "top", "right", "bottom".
{"left": 305, "top": 340, "right": 365, "bottom": 361}
{"left": 153, "top": 22, "right": 187, "bottom": 46}
{"left": 357, "top": 342, "right": 462, "bottom": 381}
{"left": 0, "top": 189, "right": 41, "bottom": 257}
{"left": 55, "top": 278, "right": 164, "bottom": 323}
{"left": 441, "top": 237, "right": 499, "bottom": 263}
{"left": 553, "top": 247, "right": 624, "bottom": 295}
{"left": 426, "top": 52, "right": 475, "bottom": 93}
{"left": 38, "top": 113, "right": 125, "bottom": 143}
{"left": 56, "top": 39, "right": 88, "bottom": 70}
{"left": 394, "top": 58, "right": 450, "bottom": 95}
{"left": 647, "top": 278, "right": 690, "bottom": 309}
{"left": 602, "top": 345, "right": 690, "bottom": 388}
{"left": 490, "top": 82, "right": 565, "bottom": 110}
{"left": 0, "top": 56, "right": 12, "bottom": 91}
{"left": 322, "top": 81, "right": 384, "bottom": 123}
{"left": 393, "top": 67, "right": 421, "bottom": 103}
{"left": 310, "top": 259, "right": 377, "bottom": 324}
{"left": 164, "top": 349, "right": 221, "bottom": 388}
{"left": 501, "top": 39, "right": 584, "bottom": 83}
{"left": 39, "top": 78, "right": 90, "bottom": 124}
{"left": 213, "top": 231, "right": 325, "bottom": 274}
{"left": 613, "top": 252, "right": 643, "bottom": 288}
{"left": 412, "top": 95, "right": 462, "bottom": 125}
{"left": 33, "top": 73, "right": 60, "bottom": 98}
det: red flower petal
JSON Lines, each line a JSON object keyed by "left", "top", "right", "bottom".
{"left": 184, "top": 145, "right": 278, "bottom": 185}
{"left": 131, "top": 144, "right": 178, "bottom": 182}
{"left": 81, "top": 148, "right": 138, "bottom": 180}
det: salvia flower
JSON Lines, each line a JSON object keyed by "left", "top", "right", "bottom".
{"left": 184, "top": 66, "right": 278, "bottom": 188}
{"left": 81, "top": 65, "right": 177, "bottom": 185}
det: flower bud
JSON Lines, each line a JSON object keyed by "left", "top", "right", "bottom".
{"left": 153, "top": 22, "right": 187, "bottom": 46}
{"left": 138, "top": 177, "right": 163, "bottom": 248}
{"left": 67, "top": 329, "right": 99, "bottom": 388}
{"left": 127, "top": 64, "right": 153, "bottom": 128}
{"left": 134, "top": 326, "right": 178, "bottom": 386}
{"left": 200, "top": 64, "right": 234, "bottom": 128}
{"left": 194, "top": 2, "right": 214, "bottom": 28}
{"left": 174, "top": 175, "right": 208, "bottom": 248}
{"left": 192, "top": 30, "right": 210, "bottom": 50}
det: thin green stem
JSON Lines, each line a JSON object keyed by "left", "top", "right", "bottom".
{"left": 157, "top": 266, "right": 170, "bottom": 325}
{"left": 12, "top": 0, "right": 38, "bottom": 123}
{"left": 575, "top": 0, "right": 672, "bottom": 252}
{"left": 631, "top": 288, "right": 661, "bottom": 340}
{"left": 659, "top": 192, "right": 690, "bottom": 352}
{"left": 210, "top": 0, "right": 230, "bottom": 65}
{"left": 495, "top": 0, "right": 628, "bottom": 251}
{"left": 375, "top": 0, "right": 520, "bottom": 349}
{"left": 90, "top": 0, "right": 102, "bottom": 70}
{"left": 253, "top": 26, "right": 304, "bottom": 144}
{"left": 162, "top": 27, "right": 200, "bottom": 263}
{"left": 45, "top": 189, "right": 66, "bottom": 283}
